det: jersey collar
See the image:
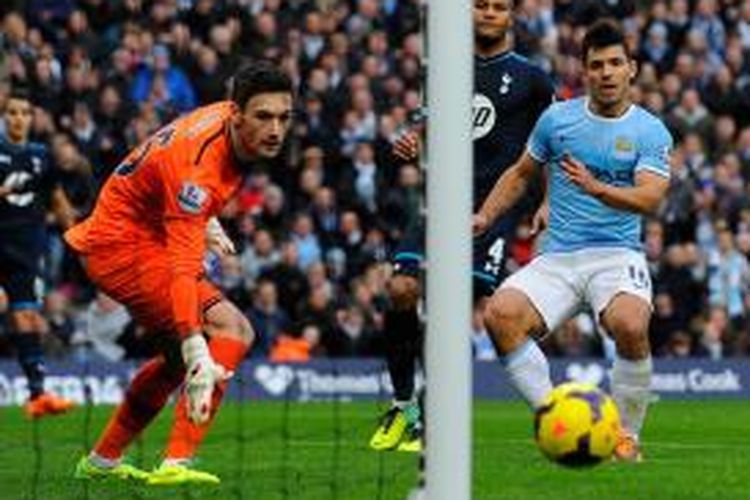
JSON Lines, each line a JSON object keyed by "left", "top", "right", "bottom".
{"left": 584, "top": 97, "right": 634, "bottom": 122}
{"left": 474, "top": 50, "right": 514, "bottom": 66}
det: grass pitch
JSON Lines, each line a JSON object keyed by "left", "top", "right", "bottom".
{"left": 1, "top": 399, "right": 748, "bottom": 499}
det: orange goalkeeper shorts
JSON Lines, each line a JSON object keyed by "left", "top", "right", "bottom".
{"left": 80, "top": 244, "right": 222, "bottom": 334}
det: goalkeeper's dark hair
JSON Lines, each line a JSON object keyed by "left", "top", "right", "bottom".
{"left": 581, "top": 18, "right": 630, "bottom": 63}
{"left": 230, "top": 61, "right": 293, "bottom": 109}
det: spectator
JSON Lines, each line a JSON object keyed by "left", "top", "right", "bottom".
{"left": 290, "top": 212, "right": 322, "bottom": 270}
{"left": 665, "top": 330, "right": 694, "bottom": 358}
{"left": 42, "top": 290, "right": 78, "bottom": 357}
{"left": 130, "top": 44, "right": 196, "bottom": 114}
{"left": 193, "top": 46, "right": 225, "bottom": 105}
{"left": 343, "top": 141, "right": 383, "bottom": 215}
{"left": 695, "top": 306, "right": 731, "bottom": 359}
{"left": 668, "top": 88, "right": 714, "bottom": 142}
{"left": 261, "top": 240, "right": 309, "bottom": 322}
{"left": 71, "top": 292, "right": 131, "bottom": 362}
{"left": 707, "top": 224, "right": 750, "bottom": 323}
{"left": 330, "top": 304, "right": 378, "bottom": 357}
{"left": 239, "top": 228, "right": 281, "bottom": 289}
{"left": 649, "top": 292, "right": 685, "bottom": 356}
{"left": 247, "top": 280, "right": 291, "bottom": 358}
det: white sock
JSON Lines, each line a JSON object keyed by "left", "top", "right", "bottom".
{"left": 162, "top": 457, "right": 192, "bottom": 467}
{"left": 502, "top": 339, "right": 553, "bottom": 409}
{"left": 393, "top": 399, "right": 414, "bottom": 409}
{"left": 611, "top": 356, "right": 652, "bottom": 439}
{"left": 89, "top": 452, "right": 121, "bottom": 468}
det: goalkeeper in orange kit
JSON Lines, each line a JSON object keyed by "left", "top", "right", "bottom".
{"left": 66, "top": 62, "right": 294, "bottom": 485}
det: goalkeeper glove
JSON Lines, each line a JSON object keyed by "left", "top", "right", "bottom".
{"left": 205, "top": 217, "right": 236, "bottom": 256}
{"left": 181, "top": 334, "right": 233, "bottom": 424}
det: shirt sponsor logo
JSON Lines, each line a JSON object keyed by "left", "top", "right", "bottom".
{"left": 473, "top": 93, "right": 497, "bottom": 140}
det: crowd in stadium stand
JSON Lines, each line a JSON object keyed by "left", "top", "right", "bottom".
{"left": 0, "top": 0, "right": 749, "bottom": 363}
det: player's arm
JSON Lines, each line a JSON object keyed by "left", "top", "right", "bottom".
{"left": 562, "top": 124, "right": 672, "bottom": 215}
{"left": 165, "top": 207, "right": 232, "bottom": 423}
{"left": 475, "top": 105, "right": 555, "bottom": 235}
{"left": 474, "top": 150, "right": 540, "bottom": 235}
{"left": 50, "top": 186, "right": 77, "bottom": 230}
{"left": 165, "top": 215, "right": 208, "bottom": 339}
{"left": 164, "top": 175, "right": 233, "bottom": 424}
{"left": 563, "top": 157, "right": 668, "bottom": 214}
{"left": 393, "top": 130, "right": 421, "bottom": 162}
{"left": 392, "top": 109, "right": 426, "bottom": 162}
{"left": 530, "top": 167, "right": 549, "bottom": 236}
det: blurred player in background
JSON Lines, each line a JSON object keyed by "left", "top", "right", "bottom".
{"left": 0, "top": 88, "right": 76, "bottom": 418}
{"left": 474, "top": 19, "right": 673, "bottom": 462}
{"left": 67, "top": 62, "right": 293, "bottom": 485}
{"left": 369, "top": 0, "right": 554, "bottom": 452}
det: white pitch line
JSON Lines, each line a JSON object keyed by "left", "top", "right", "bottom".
{"left": 470, "top": 438, "right": 750, "bottom": 451}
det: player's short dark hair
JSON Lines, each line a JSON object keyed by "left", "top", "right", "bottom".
{"left": 230, "top": 61, "right": 293, "bottom": 109}
{"left": 581, "top": 18, "right": 630, "bottom": 63}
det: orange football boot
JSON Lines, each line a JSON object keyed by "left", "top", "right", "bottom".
{"left": 25, "top": 392, "right": 75, "bottom": 418}
{"left": 613, "top": 431, "right": 643, "bottom": 463}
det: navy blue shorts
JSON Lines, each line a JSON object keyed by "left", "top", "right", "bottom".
{"left": 0, "top": 225, "right": 45, "bottom": 309}
{"left": 390, "top": 221, "right": 509, "bottom": 297}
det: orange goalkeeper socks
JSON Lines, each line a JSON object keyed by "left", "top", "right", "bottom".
{"left": 94, "top": 356, "right": 184, "bottom": 460}
{"left": 164, "top": 335, "right": 248, "bottom": 460}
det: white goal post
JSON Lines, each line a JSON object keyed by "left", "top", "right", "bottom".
{"left": 425, "top": 1, "right": 473, "bottom": 499}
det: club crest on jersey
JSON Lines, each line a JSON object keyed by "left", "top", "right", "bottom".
{"left": 31, "top": 156, "right": 42, "bottom": 174}
{"left": 499, "top": 73, "right": 513, "bottom": 95}
{"left": 613, "top": 136, "right": 637, "bottom": 161}
{"left": 615, "top": 137, "right": 634, "bottom": 153}
{"left": 177, "top": 182, "right": 208, "bottom": 214}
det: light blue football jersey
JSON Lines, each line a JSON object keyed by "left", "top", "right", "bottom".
{"left": 527, "top": 97, "right": 673, "bottom": 253}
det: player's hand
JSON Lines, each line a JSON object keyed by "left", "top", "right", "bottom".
{"left": 206, "top": 217, "right": 236, "bottom": 256}
{"left": 473, "top": 213, "right": 490, "bottom": 236}
{"left": 0, "top": 186, "right": 11, "bottom": 198}
{"left": 393, "top": 131, "right": 421, "bottom": 161}
{"left": 181, "top": 334, "right": 233, "bottom": 424}
{"left": 530, "top": 202, "right": 549, "bottom": 236}
{"left": 561, "top": 154, "right": 605, "bottom": 197}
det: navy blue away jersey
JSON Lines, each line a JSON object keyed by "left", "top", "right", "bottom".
{"left": 0, "top": 137, "right": 56, "bottom": 228}
{"left": 474, "top": 51, "right": 553, "bottom": 211}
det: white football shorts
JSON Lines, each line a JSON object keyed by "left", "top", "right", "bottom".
{"left": 499, "top": 247, "right": 652, "bottom": 332}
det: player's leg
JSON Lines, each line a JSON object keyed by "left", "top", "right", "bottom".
{"left": 74, "top": 250, "right": 179, "bottom": 480}
{"left": 590, "top": 251, "right": 653, "bottom": 462}
{"left": 386, "top": 272, "right": 424, "bottom": 452}
{"left": 370, "top": 241, "right": 424, "bottom": 451}
{"left": 77, "top": 342, "right": 183, "bottom": 481}
{"left": 472, "top": 226, "right": 508, "bottom": 300}
{"left": 9, "top": 307, "right": 74, "bottom": 417}
{"left": 0, "top": 236, "right": 74, "bottom": 417}
{"left": 162, "top": 295, "right": 253, "bottom": 463}
{"left": 484, "top": 255, "right": 579, "bottom": 409}
{"left": 601, "top": 295, "right": 651, "bottom": 462}
{"left": 370, "top": 221, "right": 424, "bottom": 451}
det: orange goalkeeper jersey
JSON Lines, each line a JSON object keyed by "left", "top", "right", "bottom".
{"left": 66, "top": 102, "right": 244, "bottom": 336}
